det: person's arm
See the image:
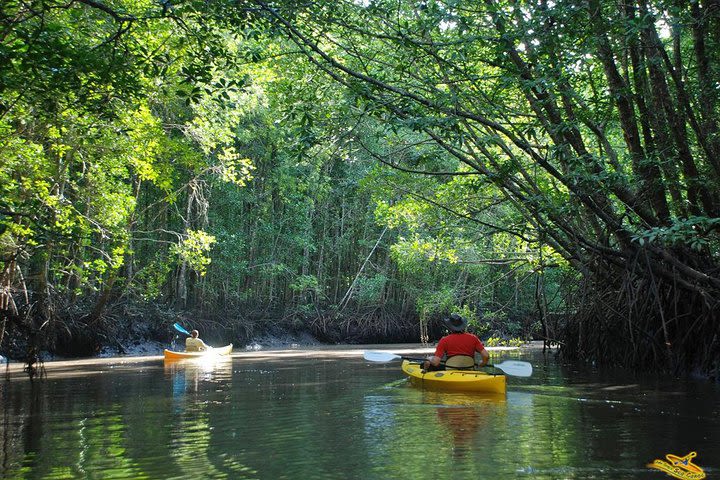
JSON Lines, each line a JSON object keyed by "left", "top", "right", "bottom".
{"left": 426, "top": 355, "right": 442, "bottom": 367}
{"left": 477, "top": 347, "right": 489, "bottom": 367}
{"left": 423, "top": 338, "right": 446, "bottom": 369}
{"left": 422, "top": 355, "right": 442, "bottom": 370}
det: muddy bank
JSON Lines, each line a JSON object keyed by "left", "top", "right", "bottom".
{"left": 1, "top": 343, "right": 536, "bottom": 380}
{"left": 0, "top": 304, "right": 427, "bottom": 360}
{"left": 2, "top": 302, "right": 536, "bottom": 364}
{"left": 0, "top": 297, "right": 544, "bottom": 380}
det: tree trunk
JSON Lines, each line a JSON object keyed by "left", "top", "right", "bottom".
{"left": 691, "top": 0, "right": 720, "bottom": 177}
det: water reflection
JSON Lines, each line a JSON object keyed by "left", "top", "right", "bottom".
{"left": 1, "top": 350, "right": 719, "bottom": 479}
{"left": 423, "top": 391, "right": 505, "bottom": 460}
{"left": 361, "top": 386, "right": 509, "bottom": 475}
{"left": 164, "top": 357, "right": 233, "bottom": 397}
{"left": 162, "top": 358, "right": 258, "bottom": 479}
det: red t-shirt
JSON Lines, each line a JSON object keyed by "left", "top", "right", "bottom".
{"left": 434, "top": 332, "right": 485, "bottom": 359}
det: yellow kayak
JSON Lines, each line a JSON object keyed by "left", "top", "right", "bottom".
{"left": 163, "top": 344, "right": 233, "bottom": 360}
{"left": 401, "top": 360, "right": 506, "bottom": 394}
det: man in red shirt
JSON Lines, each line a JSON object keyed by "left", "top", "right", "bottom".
{"left": 423, "top": 313, "right": 489, "bottom": 370}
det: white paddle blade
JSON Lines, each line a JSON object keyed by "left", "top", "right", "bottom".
{"left": 494, "top": 360, "right": 533, "bottom": 377}
{"left": 363, "top": 351, "right": 402, "bottom": 363}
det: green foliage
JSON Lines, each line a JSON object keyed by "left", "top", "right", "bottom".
{"left": 4, "top": 0, "right": 717, "bottom": 366}
{"left": 216, "top": 148, "right": 255, "bottom": 187}
{"left": 355, "top": 274, "right": 388, "bottom": 305}
{"left": 0, "top": 0, "right": 268, "bottom": 322}
{"left": 171, "top": 230, "right": 217, "bottom": 276}
{"left": 415, "top": 287, "right": 456, "bottom": 322}
{"left": 632, "top": 217, "right": 720, "bottom": 252}
{"left": 132, "top": 255, "right": 173, "bottom": 301}
{"left": 289, "top": 275, "right": 320, "bottom": 294}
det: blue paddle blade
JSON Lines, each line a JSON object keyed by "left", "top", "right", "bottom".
{"left": 173, "top": 323, "right": 190, "bottom": 335}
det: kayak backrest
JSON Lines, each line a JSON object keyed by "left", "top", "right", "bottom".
{"left": 445, "top": 355, "right": 475, "bottom": 369}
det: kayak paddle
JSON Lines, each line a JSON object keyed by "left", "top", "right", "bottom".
{"left": 173, "top": 323, "right": 191, "bottom": 336}
{"left": 485, "top": 360, "right": 533, "bottom": 377}
{"left": 363, "top": 350, "right": 533, "bottom": 377}
{"left": 363, "top": 350, "right": 428, "bottom": 363}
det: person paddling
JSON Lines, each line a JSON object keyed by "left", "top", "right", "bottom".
{"left": 185, "top": 329, "right": 209, "bottom": 352}
{"left": 423, "top": 313, "right": 489, "bottom": 371}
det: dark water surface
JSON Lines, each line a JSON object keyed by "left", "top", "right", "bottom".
{"left": 1, "top": 347, "right": 718, "bottom": 479}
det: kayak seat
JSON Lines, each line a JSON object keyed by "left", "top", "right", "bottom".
{"left": 445, "top": 355, "right": 475, "bottom": 370}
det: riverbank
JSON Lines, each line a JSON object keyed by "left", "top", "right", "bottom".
{"left": 1, "top": 342, "right": 542, "bottom": 380}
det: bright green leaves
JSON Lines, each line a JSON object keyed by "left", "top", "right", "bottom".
{"left": 171, "top": 229, "right": 217, "bottom": 276}
{"left": 390, "top": 236, "right": 459, "bottom": 265}
{"left": 124, "top": 106, "right": 165, "bottom": 184}
{"left": 355, "top": 274, "right": 388, "bottom": 305}
{"left": 215, "top": 147, "right": 255, "bottom": 187}
{"left": 0, "top": 0, "right": 267, "bottom": 313}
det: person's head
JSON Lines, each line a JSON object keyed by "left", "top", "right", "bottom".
{"left": 191, "top": 329, "right": 199, "bottom": 338}
{"left": 443, "top": 313, "right": 468, "bottom": 333}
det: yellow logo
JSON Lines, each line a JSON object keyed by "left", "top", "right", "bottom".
{"left": 647, "top": 451, "right": 705, "bottom": 480}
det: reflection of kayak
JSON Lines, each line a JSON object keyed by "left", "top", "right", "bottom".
{"left": 401, "top": 360, "right": 506, "bottom": 394}
{"left": 163, "top": 344, "right": 233, "bottom": 360}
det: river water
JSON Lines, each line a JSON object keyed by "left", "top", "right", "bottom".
{"left": 1, "top": 346, "right": 718, "bottom": 479}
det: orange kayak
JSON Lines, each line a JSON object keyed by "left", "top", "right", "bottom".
{"left": 163, "top": 344, "right": 233, "bottom": 360}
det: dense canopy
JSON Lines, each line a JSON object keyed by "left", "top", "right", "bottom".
{"left": 1, "top": 0, "right": 718, "bottom": 375}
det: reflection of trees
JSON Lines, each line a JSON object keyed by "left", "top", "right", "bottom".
{"left": 170, "top": 407, "right": 219, "bottom": 477}
{"left": 1, "top": 358, "right": 254, "bottom": 479}
{"left": 76, "top": 406, "right": 149, "bottom": 478}
{"left": 164, "top": 358, "right": 259, "bottom": 479}
{"left": 362, "top": 393, "right": 398, "bottom": 468}
{"left": 220, "top": 359, "right": 369, "bottom": 479}
{"left": 1, "top": 383, "right": 34, "bottom": 478}
{"left": 505, "top": 389, "right": 589, "bottom": 474}
{"left": 3, "top": 391, "right": 150, "bottom": 479}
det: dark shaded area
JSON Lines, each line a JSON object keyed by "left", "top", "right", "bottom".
{"left": 0, "top": 304, "right": 447, "bottom": 360}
